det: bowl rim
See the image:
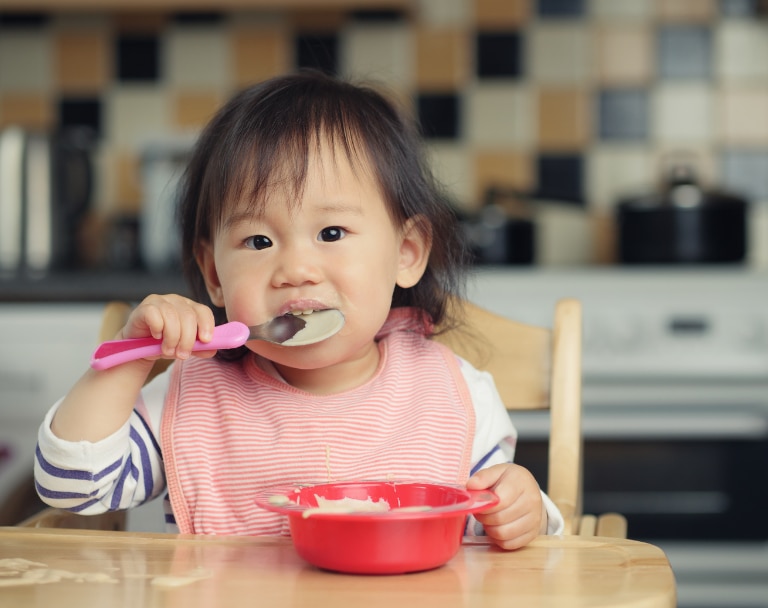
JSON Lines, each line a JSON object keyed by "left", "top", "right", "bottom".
{"left": 254, "top": 479, "right": 498, "bottom": 521}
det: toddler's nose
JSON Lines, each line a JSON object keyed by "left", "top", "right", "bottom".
{"left": 271, "top": 244, "right": 322, "bottom": 287}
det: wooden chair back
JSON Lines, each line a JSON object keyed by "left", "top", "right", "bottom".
{"left": 435, "top": 298, "right": 626, "bottom": 537}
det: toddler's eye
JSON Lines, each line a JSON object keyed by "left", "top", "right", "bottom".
{"left": 245, "top": 235, "right": 272, "bottom": 250}
{"left": 319, "top": 227, "right": 346, "bottom": 242}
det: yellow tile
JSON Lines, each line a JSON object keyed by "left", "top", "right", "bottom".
{"left": 475, "top": 0, "right": 530, "bottom": 28}
{"left": 656, "top": 0, "right": 715, "bottom": 22}
{"left": 473, "top": 150, "right": 533, "bottom": 207}
{"left": 0, "top": 94, "right": 53, "bottom": 129}
{"left": 173, "top": 92, "right": 224, "bottom": 130}
{"left": 233, "top": 28, "right": 291, "bottom": 88}
{"left": 537, "top": 88, "right": 590, "bottom": 151}
{"left": 114, "top": 151, "right": 143, "bottom": 213}
{"left": 416, "top": 28, "right": 469, "bottom": 90}
{"left": 595, "top": 24, "right": 653, "bottom": 85}
{"left": 55, "top": 30, "right": 110, "bottom": 93}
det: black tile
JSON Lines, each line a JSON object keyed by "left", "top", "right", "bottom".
{"left": 476, "top": 32, "right": 523, "bottom": 79}
{"left": 0, "top": 12, "right": 49, "bottom": 27}
{"left": 537, "top": 0, "right": 585, "bottom": 17}
{"left": 535, "top": 154, "right": 584, "bottom": 204}
{"left": 348, "top": 9, "right": 406, "bottom": 21}
{"left": 296, "top": 33, "right": 338, "bottom": 75}
{"left": 170, "top": 12, "right": 225, "bottom": 25}
{"left": 417, "top": 93, "right": 460, "bottom": 139}
{"left": 58, "top": 98, "right": 102, "bottom": 138}
{"left": 117, "top": 35, "right": 160, "bottom": 82}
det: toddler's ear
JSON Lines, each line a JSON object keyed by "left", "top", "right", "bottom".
{"left": 396, "top": 215, "right": 430, "bottom": 289}
{"left": 196, "top": 242, "right": 225, "bottom": 307}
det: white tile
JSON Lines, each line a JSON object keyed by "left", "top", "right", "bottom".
{"left": 0, "top": 31, "right": 51, "bottom": 92}
{"left": 415, "top": 0, "right": 470, "bottom": 27}
{"left": 747, "top": 201, "right": 768, "bottom": 269}
{"left": 340, "top": 23, "right": 413, "bottom": 89}
{"left": 425, "top": 142, "right": 472, "bottom": 208}
{"left": 653, "top": 84, "right": 713, "bottom": 144}
{"left": 166, "top": 26, "right": 232, "bottom": 89}
{"left": 105, "top": 86, "right": 171, "bottom": 148}
{"left": 528, "top": 24, "right": 592, "bottom": 84}
{"left": 589, "top": 0, "right": 653, "bottom": 20}
{"left": 716, "top": 22, "right": 768, "bottom": 81}
{"left": 465, "top": 83, "right": 533, "bottom": 147}
{"left": 586, "top": 145, "right": 654, "bottom": 210}
{"left": 718, "top": 87, "right": 768, "bottom": 144}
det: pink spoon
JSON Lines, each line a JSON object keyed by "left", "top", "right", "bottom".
{"left": 90, "top": 309, "right": 345, "bottom": 370}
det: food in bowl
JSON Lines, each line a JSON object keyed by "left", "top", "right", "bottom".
{"left": 254, "top": 480, "right": 498, "bottom": 574}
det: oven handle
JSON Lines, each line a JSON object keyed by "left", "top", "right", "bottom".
{"left": 582, "top": 410, "right": 768, "bottom": 439}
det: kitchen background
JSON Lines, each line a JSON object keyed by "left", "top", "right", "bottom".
{"left": 2, "top": 2, "right": 768, "bottom": 606}
{"left": 1, "top": 0, "right": 768, "bottom": 273}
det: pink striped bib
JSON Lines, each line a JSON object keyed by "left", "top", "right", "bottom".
{"left": 160, "top": 308, "right": 475, "bottom": 535}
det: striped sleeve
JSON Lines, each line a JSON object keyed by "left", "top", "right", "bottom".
{"left": 34, "top": 397, "right": 166, "bottom": 514}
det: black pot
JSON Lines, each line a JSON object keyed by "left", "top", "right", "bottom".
{"left": 617, "top": 166, "right": 748, "bottom": 265}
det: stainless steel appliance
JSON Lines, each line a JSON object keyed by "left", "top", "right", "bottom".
{"left": 469, "top": 268, "right": 768, "bottom": 608}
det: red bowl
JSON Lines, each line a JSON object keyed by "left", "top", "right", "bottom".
{"left": 254, "top": 480, "right": 498, "bottom": 574}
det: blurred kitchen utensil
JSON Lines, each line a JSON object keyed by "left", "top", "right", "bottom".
{"left": 90, "top": 309, "right": 345, "bottom": 370}
{"left": 616, "top": 163, "right": 748, "bottom": 264}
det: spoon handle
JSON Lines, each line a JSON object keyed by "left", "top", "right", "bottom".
{"left": 90, "top": 322, "right": 251, "bottom": 371}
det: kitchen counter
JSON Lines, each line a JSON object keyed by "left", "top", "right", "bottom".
{"left": 0, "top": 271, "right": 189, "bottom": 303}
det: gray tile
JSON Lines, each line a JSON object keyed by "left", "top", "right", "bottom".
{"left": 657, "top": 26, "right": 712, "bottom": 80}
{"left": 598, "top": 89, "right": 649, "bottom": 141}
{"left": 720, "top": 149, "right": 768, "bottom": 201}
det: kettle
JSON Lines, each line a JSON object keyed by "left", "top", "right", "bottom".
{"left": 0, "top": 126, "right": 92, "bottom": 275}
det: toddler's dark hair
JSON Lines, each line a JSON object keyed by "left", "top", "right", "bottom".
{"left": 177, "top": 70, "right": 470, "bottom": 335}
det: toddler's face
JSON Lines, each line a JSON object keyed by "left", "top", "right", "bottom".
{"left": 197, "top": 138, "right": 427, "bottom": 372}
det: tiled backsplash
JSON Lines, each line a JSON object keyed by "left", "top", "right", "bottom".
{"left": 1, "top": 0, "right": 767, "bottom": 266}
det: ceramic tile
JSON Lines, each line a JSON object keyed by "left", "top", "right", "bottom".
{"left": 594, "top": 24, "right": 653, "bottom": 85}
{"left": 528, "top": 24, "right": 591, "bottom": 84}
{"left": 657, "top": 25, "right": 712, "bottom": 80}
{"left": 746, "top": 203, "right": 768, "bottom": 267}
{"left": 416, "top": 28, "right": 468, "bottom": 90}
{"left": 472, "top": 149, "right": 533, "bottom": 207}
{"left": 475, "top": 31, "right": 522, "bottom": 79}
{"left": 114, "top": 150, "right": 143, "bottom": 212}
{"left": 58, "top": 97, "right": 101, "bottom": 136}
{"left": 656, "top": 0, "right": 717, "bottom": 22}
{"left": 296, "top": 32, "right": 339, "bottom": 75}
{"left": 718, "top": 87, "right": 768, "bottom": 144}
{"left": 653, "top": 84, "right": 713, "bottom": 144}
{"left": 0, "top": 31, "right": 51, "bottom": 92}
{"left": 586, "top": 145, "right": 654, "bottom": 210}
{"left": 537, "top": 87, "right": 590, "bottom": 150}
{"left": 536, "top": 154, "right": 584, "bottom": 203}
{"left": 418, "top": 92, "right": 460, "bottom": 139}
{"left": 589, "top": 0, "right": 652, "bottom": 20}
{"left": 597, "top": 89, "right": 649, "bottom": 141}
{"left": 537, "top": 0, "right": 585, "bottom": 17}
{"left": 716, "top": 22, "right": 768, "bottom": 81}
{"left": 341, "top": 23, "right": 412, "bottom": 88}
{"left": 105, "top": 87, "right": 170, "bottom": 147}
{"left": 55, "top": 30, "right": 110, "bottom": 93}
{"left": 0, "top": 93, "right": 52, "bottom": 129}
{"left": 416, "top": 0, "right": 470, "bottom": 27}
{"left": 425, "top": 142, "right": 473, "bottom": 208}
{"left": 173, "top": 91, "right": 223, "bottom": 130}
{"left": 720, "top": 149, "right": 768, "bottom": 201}
{"left": 465, "top": 83, "right": 533, "bottom": 147}
{"left": 719, "top": 0, "right": 762, "bottom": 16}
{"left": 474, "top": 0, "right": 530, "bottom": 28}
{"left": 166, "top": 25, "right": 231, "bottom": 88}
{"left": 232, "top": 26, "right": 291, "bottom": 87}
{"left": 117, "top": 35, "right": 160, "bottom": 82}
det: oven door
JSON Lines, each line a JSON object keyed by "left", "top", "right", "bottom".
{"left": 511, "top": 393, "right": 768, "bottom": 608}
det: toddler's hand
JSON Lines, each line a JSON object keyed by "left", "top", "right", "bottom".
{"left": 466, "top": 463, "right": 547, "bottom": 550}
{"left": 122, "top": 294, "right": 217, "bottom": 361}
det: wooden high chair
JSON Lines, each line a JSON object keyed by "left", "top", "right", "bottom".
{"left": 434, "top": 298, "right": 626, "bottom": 537}
{"left": 22, "top": 299, "right": 626, "bottom": 538}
